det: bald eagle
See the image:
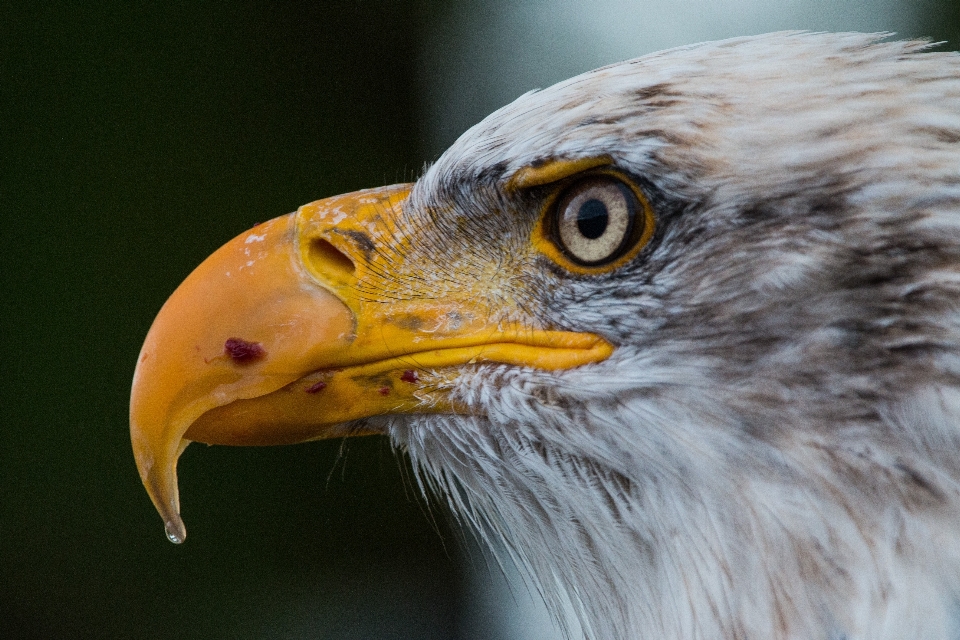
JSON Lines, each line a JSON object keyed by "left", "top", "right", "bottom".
{"left": 131, "top": 33, "right": 960, "bottom": 639}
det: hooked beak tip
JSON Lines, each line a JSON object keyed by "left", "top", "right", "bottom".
{"left": 132, "top": 421, "right": 189, "bottom": 544}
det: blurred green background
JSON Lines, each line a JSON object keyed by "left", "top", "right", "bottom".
{"left": 4, "top": 3, "right": 461, "bottom": 638}
{"left": 3, "top": 2, "right": 958, "bottom": 638}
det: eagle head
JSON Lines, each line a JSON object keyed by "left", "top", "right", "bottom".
{"left": 131, "top": 33, "right": 960, "bottom": 639}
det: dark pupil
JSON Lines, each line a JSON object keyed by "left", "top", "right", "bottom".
{"left": 577, "top": 199, "right": 608, "bottom": 239}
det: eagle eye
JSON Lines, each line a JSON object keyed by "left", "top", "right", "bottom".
{"left": 542, "top": 175, "right": 654, "bottom": 271}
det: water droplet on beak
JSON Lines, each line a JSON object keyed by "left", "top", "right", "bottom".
{"left": 164, "top": 518, "right": 186, "bottom": 544}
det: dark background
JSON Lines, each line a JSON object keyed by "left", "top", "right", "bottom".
{"left": 4, "top": 2, "right": 959, "bottom": 639}
{"left": 4, "top": 3, "right": 463, "bottom": 638}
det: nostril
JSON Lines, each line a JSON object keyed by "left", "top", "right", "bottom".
{"left": 308, "top": 238, "right": 356, "bottom": 280}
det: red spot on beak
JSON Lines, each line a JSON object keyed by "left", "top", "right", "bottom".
{"left": 224, "top": 338, "right": 266, "bottom": 363}
{"left": 400, "top": 370, "right": 418, "bottom": 383}
{"left": 305, "top": 381, "right": 327, "bottom": 394}
{"left": 378, "top": 386, "right": 390, "bottom": 396}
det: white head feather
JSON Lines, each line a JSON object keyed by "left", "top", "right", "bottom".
{"left": 379, "top": 33, "right": 960, "bottom": 639}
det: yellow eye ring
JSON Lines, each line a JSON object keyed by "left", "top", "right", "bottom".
{"left": 531, "top": 171, "right": 655, "bottom": 274}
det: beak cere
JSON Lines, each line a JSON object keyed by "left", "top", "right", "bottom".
{"left": 130, "top": 184, "right": 613, "bottom": 543}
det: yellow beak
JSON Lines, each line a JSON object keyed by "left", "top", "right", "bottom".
{"left": 130, "top": 184, "right": 613, "bottom": 543}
